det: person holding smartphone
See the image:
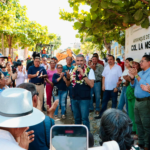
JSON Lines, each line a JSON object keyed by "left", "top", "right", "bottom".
{"left": 52, "top": 64, "right": 70, "bottom": 119}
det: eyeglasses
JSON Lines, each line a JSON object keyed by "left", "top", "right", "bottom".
{"left": 57, "top": 67, "right": 63, "bottom": 69}
{"left": 140, "top": 60, "right": 147, "bottom": 63}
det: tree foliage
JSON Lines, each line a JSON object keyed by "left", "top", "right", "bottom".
{"left": 59, "top": 0, "right": 150, "bottom": 53}
{"left": 0, "top": 0, "right": 60, "bottom": 54}
{"left": 72, "top": 48, "right": 80, "bottom": 55}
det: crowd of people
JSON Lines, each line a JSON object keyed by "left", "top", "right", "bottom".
{"left": 0, "top": 51, "right": 150, "bottom": 150}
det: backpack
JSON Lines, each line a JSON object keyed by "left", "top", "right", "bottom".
{"left": 43, "top": 116, "right": 55, "bottom": 149}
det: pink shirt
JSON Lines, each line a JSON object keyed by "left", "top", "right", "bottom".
{"left": 46, "top": 69, "right": 57, "bottom": 85}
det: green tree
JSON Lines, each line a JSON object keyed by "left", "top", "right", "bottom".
{"left": 59, "top": 0, "right": 150, "bottom": 53}
{"left": 72, "top": 48, "right": 80, "bottom": 55}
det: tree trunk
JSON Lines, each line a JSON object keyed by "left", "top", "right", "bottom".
{"left": 7, "top": 35, "right": 12, "bottom": 55}
{"left": 1, "top": 33, "right": 4, "bottom": 55}
{"left": 103, "top": 37, "right": 111, "bottom": 54}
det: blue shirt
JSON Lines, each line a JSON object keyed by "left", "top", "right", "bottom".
{"left": 28, "top": 66, "right": 47, "bottom": 84}
{"left": 71, "top": 60, "right": 76, "bottom": 65}
{"left": 63, "top": 65, "right": 74, "bottom": 73}
{"left": 131, "top": 68, "right": 150, "bottom": 98}
{"left": 52, "top": 73, "right": 67, "bottom": 91}
{"left": 28, "top": 115, "right": 54, "bottom": 150}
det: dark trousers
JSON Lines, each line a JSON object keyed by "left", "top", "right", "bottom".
{"left": 99, "top": 90, "right": 118, "bottom": 117}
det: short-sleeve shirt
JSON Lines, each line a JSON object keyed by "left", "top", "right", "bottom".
{"left": 28, "top": 66, "right": 47, "bottom": 84}
{"left": 63, "top": 65, "right": 74, "bottom": 73}
{"left": 46, "top": 69, "right": 57, "bottom": 85}
{"left": 26, "top": 61, "right": 34, "bottom": 71}
{"left": 52, "top": 73, "right": 67, "bottom": 91}
{"left": 102, "top": 64, "right": 122, "bottom": 90}
{"left": 88, "top": 69, "right": 95, "bottom": 80}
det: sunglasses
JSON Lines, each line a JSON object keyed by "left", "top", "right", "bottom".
{"left": 57, "top": 67, "right": 63, "bottom": 69}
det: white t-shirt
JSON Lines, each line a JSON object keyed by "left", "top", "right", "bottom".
{"left": 88, "top": 69, "right": 95, "bottom": 80}
{"left": 40, "top": 63, "right": 50, "bottom": 70}
{"left": 121, "top": 69, "right": 129, "bottom": 83}
{"left": 15, "top": 71, "right": 27, "bottom": 87}
{"left": 102, "top": 64, "right": 122, "bottom": 90}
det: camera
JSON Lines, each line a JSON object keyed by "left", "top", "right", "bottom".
{"left": 12, "top": 60, "right": 22, "bottom": 73}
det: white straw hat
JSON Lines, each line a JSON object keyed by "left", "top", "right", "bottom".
{"left": 0, "top": 88, "right": 45, "bottom": 128}
{"left": 134, "top": 59, "right": 140, "bottom": 63}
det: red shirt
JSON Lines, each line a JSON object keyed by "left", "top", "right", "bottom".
{"left": 98, "top": 60, "right": 104, "bottom": 66}
{"left": 117, "top": 62, "right": 124, "bottom": 72}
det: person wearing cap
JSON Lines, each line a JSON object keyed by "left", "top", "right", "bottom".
{"left": 129, "top": 55, "right": 150, "bottom": 150}
{"left": 0, "top": 88, "right": 45, "bottom": 150}
{"left": 0, "top": 53, "right": 8, "bottom": 72}
{"left": 0, "top": 64, "right": 8, "bottom": 76}
{"left": 28, "top": 56, "right": 47, "bottom": 111}
{"left": 52, "top": 57, "right": 58, "bottom": 68}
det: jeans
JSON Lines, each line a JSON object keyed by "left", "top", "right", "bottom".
{"left": 118, "top": 86, "right": 128, "bottom": 114}
{"left": 90, "top": 82, "right": 101, "bottom": 111}
{"left": 65, "top": 85, "right": 73, "bottom": 110}
{"left": 72, "top": 100, "right": 90, "bottom": 131}
{"left": 53, "top": 90, "right": 67, "bottom": 115}
{"left": 99, "top": 90, "right": 118, "bottom": 117}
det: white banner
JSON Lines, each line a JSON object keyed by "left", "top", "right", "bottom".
{"left": 125, "top": 24, "right": 150, "bottom": 60}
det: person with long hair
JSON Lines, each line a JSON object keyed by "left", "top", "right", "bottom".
{"left": 45, "top": 60, "right": 57, "bottom": 107}
{"left": 99, "top": 109, "right": 134, "bottom": 150}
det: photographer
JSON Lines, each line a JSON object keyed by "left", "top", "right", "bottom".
{"left": 15, "top": 62, "right": 27, "bottom": 87}
{"left": 52, "top": 64, "right": 70, "bottom": 119}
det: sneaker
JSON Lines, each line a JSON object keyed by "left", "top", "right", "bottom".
{"left": 95, "top": 111, "right": 99, "bottom": 116}
{"left": 62, "top": 115, "right": 66, "bottom": 119}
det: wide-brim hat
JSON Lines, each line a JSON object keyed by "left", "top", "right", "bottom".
{"left": 0, "top": 53, "right": 8, "bottom": 60}
{"left": 0, "top": 88, "right": 45, "bottom": 128}
{"left": 133, "top": 59, "right": 140, "bottom": 63}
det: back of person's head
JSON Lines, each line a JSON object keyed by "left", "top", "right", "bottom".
{"left": 116, "top": 58, "right": 120, "bottom": 61}
{"left": 17, "top": 83, "right": 37, "bottom": 96}
{"left": 89, "top": 133, "right": 94, "bottom": 148}
{"left": 99, "top": 109, "right": 133, "bottom": 150}
{"left": 126, "top": 57, "right": 133, "bottom": 62}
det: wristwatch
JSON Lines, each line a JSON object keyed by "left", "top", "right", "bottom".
{"left": 82, "top": 75, "right": 87, "bottom": 79}
{"left": 135, "top": 75, "right": 139, "bottom": 79}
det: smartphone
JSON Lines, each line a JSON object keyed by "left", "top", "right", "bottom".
{"left": 50, "top": 125, "right": 88, "bottom": 150}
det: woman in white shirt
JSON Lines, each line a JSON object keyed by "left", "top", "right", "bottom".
{"left": 117, "top": 57, "right": 133, "bottom": 114}
{"left": 15, "top": 63, "right": 27, "bottom": 87}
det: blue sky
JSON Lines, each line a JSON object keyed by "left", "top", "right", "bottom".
{"left": 20, "top": 0, "right": 90, "bottom": 50}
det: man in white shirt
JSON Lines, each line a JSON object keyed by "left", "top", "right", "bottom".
{"left": 95, "top": 55, "right": 122, "bottom": 119}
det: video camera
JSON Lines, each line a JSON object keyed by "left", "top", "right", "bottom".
{"left": 12, "top": 60, "right": 22, "bottom": 73}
